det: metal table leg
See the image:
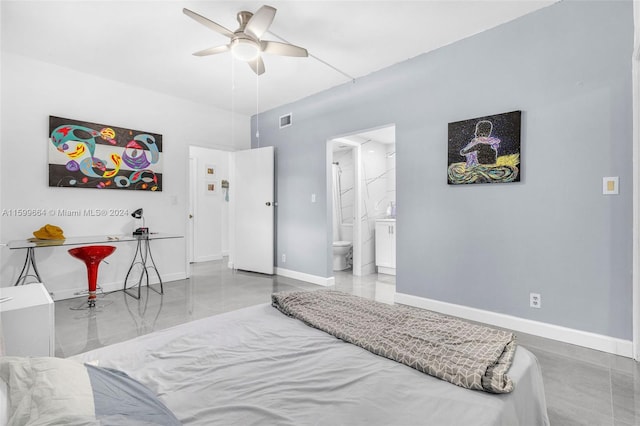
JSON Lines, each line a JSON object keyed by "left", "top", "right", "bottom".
{"left": 123, "top": 237, "right": 164, "bottom": 299}
{"left": 144, "top": 238, "right": 163, "bottom": 295}
{"left": 14, "top": 247, "right": 43, "bottom": 286}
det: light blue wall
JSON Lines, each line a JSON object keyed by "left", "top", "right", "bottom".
{"left": 252, "top": 0, "right": 634, "bottom": 339}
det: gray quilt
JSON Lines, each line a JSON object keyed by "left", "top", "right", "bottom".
{"left": 272, "top": 290, "right": 516, "bottom": 393}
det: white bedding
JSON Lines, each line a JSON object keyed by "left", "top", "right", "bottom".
{"left": 0, "top": 379, "right": 7, "bottom": 426}
{"left": 72, "top": 304, "right": 550, "bottom": 425}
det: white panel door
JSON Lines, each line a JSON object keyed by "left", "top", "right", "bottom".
{"left": 188, "top": 157, "right": 196, "bottom": 264}
{"left": 234, "top": 146, "right": 274, "bottom": 274}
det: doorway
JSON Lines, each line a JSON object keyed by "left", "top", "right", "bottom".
{"left": 632, "top": 6, "right": 640, "bottom": 361}
{"left": 187, "top": 146, "right": 230, "bottom": 265}
{"left": 328, "top": 125, "right": 396, "bottom": 277}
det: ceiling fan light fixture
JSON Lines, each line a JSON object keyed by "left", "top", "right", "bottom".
{"left": 231, "top": 38, "right": 260, "bottom": 61}
{"left": 184, "top": 6, "right": 308, "bottom": 75}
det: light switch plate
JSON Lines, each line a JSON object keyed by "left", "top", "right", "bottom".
{"left": 603, "top": 177, "right": 619, "bottom": 195}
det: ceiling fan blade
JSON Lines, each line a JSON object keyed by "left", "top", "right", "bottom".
{"left": 193, "top": 44, "right": 230, "bottom": 57}
{"left": 247, "top": 56, "right": 266, "bottom": 75}
{"left": 244, "top": 6, "right": 276, "bottom": 39}
{"left": 183, "top": 8, "right": 234, "bottom": 39}
{"left": 261, "top": 41, "right": 308, "bottom": 57}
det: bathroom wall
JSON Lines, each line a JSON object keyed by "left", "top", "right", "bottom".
{"left": 333, "top": 149, "right": 355, "bottom": 226}
{"left": 361, "top": 140, "right": 396, "bottom": 274}
{"left": 333, "top": 139, "right": 396, "bottom": 274}
{"left": 386, "top": 145, "right": 396, "bottom": 208}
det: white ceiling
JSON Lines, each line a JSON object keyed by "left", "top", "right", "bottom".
{"left": 1, "top": 1, "right": 557, "bottom": 116}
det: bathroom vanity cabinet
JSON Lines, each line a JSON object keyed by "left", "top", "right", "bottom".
{"left": 375, "top": 219, "right": 396, "bottom": 275}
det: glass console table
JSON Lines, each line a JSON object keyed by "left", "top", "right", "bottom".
{"left": 7, "top": 233, "right": 183, "bottom": 298}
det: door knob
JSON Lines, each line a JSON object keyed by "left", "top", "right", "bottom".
{"left": 189, "top": 214, "right": 193, "bottom": 219}
{"left": 265, "top": 202, "right": 271, "bottom": 206}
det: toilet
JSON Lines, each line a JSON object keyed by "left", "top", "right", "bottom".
{"left": 332, "top": 241, "right": 352, "bottom": 271}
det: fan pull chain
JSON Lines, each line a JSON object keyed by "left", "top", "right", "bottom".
{"left": 255, "top": 70, "right": 260, "bottom": 144}
{"left": 231, "top": 57, "right": 235, "bottom": 147}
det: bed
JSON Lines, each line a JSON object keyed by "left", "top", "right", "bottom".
{"left": 1, "top": 291, "right": 550, "bottom": 425}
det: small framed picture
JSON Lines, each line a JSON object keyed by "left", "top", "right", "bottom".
{"left": 205, "top": 164, "right": 216, "bottom": 176}
{"left": 205, "top": 181, "right": 217, "bottom": 195}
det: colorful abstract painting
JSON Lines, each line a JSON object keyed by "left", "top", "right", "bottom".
{"left": 447, "top": 110, "right": 521, "bottom": 185}
{"left": 48, "top": 116, "right": 163, "bottom": 191}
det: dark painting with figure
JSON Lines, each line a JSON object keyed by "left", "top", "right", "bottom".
{"left": 447, "top": 110, "right": 521, "bottom": 185}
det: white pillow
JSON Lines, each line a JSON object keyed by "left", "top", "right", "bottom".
{"left": 0, "top": 378, "right": 7, "bottom": 426}
{"left": 0, "top": 357, "right": 96, "bottom": 425}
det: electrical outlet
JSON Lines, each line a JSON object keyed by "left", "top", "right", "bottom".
{"left": 530, "top": 293, "right": 541, "bottom": 309}
{"left": 282, "top": 254, "right": 286, "bottom": 263}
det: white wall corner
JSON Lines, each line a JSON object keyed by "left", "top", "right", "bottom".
{"left": 632, "top": 0, "right": 640, "bottom": 362}
{"left": 395, "top": 292, "right": 633, "bottom": 358}
{"left": 195, "top": 254, "right": 223, "bottom": 263}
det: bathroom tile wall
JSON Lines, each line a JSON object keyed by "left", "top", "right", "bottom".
{"left": 334, "top": 149, "right": 355, "bottom": 225}
{"left": 361, "top": 141, "right": 396, "bottom": 274}
{"left": 333, "top": 141, "right": 396, "bottom": 274}
{"left": 386, "top": 144, "right": 396, "bottom": 207}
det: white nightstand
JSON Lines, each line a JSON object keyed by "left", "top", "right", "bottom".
{"left": 0, "top": 283, "right": 55, "bottom": 357}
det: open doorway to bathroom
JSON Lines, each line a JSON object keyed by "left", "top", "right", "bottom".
{"left": 328, "top": 125, "right": 396, "bottom": 278}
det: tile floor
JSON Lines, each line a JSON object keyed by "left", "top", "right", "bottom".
{"left": 55, "top": 260, "right": 640, "bottom": 425}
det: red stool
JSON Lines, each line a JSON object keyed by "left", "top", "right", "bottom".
{"left": 68, "top": 245, "right": 116, "bottom": 308}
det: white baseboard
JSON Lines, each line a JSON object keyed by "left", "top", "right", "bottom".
{"left": 50, "top": 272, "right": 188, "bottom": 301}
{"left": 275, "top": 267, "right": 335, "bottom": 287}
{"left": 195, "top": 254, "right": 223, "bottom": 262}
{"left": 395, "top": 292, "right": 633, "bottom": 358}
{"left": 377, "top": 266, "right": 396, "bottom": 276}
{"left": 158, "top": 272, "right": 189, "bottom": 283}
{"left": 357, "top": 264, "right": 376, "bottom": 276}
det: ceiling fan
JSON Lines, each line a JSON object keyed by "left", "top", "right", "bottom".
{"left": 183, "top": 5, "right": 308, "bottom": 75}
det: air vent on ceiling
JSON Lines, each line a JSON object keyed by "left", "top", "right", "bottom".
{"left": 279, "top": 113, "right": 292, "bottom": 129}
